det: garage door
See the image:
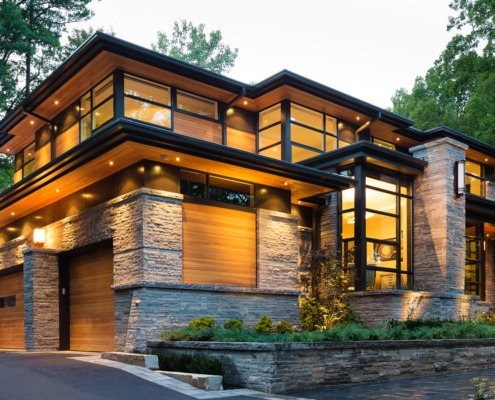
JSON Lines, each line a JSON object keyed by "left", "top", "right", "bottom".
{"left": 0, "top": 271, "right": 24, "bottom": 349}
{"left": 69, "top": 247, "right": 114, "bottom": 352}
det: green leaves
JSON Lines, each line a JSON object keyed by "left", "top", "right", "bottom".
{"left": 152, "top": 20, "right": 238, "bottom": 74}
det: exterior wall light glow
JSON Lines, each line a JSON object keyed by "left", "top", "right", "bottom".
{"left": 455, "top": 160, "right": 466, "bottom": 197}
{"left": 33, "top": 229, "right": 46, "bottom": 247}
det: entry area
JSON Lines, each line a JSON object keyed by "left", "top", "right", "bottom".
{"left": 0, "top": 270, "right": 24, "bottom": 349}
{"left": 67, "top": 247, "right": 115, "bottom": 351}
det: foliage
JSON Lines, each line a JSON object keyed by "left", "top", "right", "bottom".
{"left": 187, "top": 316, "right": 216, "bottom": 331}
{"left": 0, "top": 0, "right": 94, "bottom": 117}
{"left": 223, "top": 318, "right": 244, "bottom": 331}
{"left": 152, "top": 352, "right": 223, "bottom": 375}
{"left": 57, "top": 26, "right": 115, "bottom": 62}
{"left": 273, "top": 320, "right": 294, "bottom": 334}
{"left": 475, "top": 311, "right": 495, "bottom": 326}
{"left": 391, "top": 0, "right": 495, "bottom": 145}
{"left": 472, "top": 378, "right": 495, "bottom": 400}
{"left": 152, "top": 20, "right": 238, "bottom": 74}
{"left": 297, "top": 245, "right": 355, "bottom": 331}
{"left": 253, "top": 315, "right": 273, "bottom": 334}
{"left": 0, "top": 154, "right": 14, "bottom": 193}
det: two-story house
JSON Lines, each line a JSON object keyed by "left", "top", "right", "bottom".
{"left": 0, "top": 33, "right": 494, "bottom": 352}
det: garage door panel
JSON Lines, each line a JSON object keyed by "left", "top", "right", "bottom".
{"left": 0, "top": 271, "right": 24, "bottom": 349}
{"left": 70, "top": 248, "right": 114, "bottom": 352}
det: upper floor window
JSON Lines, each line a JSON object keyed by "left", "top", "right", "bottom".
{"left": 22, "top": 142, "right": 35, "bottom": 178}
{"left": 258, "top": 104, "right": 282, "bottom": 160}
{"left": 80, "top": 75, "right": 114, "bottom": 141}
{"left": 124, "top": 74, "right": 171, "bottom": 128}
{"left": 177, "top": 90, "right": 218, "bottom": 120}
{"left": 465, "top": 160, "right": 484, "bottom": 196}
{"left": 372, "top": 138, "right": 396, "bottom": 151}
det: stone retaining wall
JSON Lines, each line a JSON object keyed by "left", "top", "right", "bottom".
{"left": 149, "top": 339, "right": 495, "bottom": 393}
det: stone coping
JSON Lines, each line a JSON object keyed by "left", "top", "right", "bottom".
{"left": 113, "top": 282, "right": 300, "bottom": 296}
{"left": 149, "top": 337, "right": 495, "bottom": 351}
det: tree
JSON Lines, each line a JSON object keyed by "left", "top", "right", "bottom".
{"left": 152, "top": 20, "right": 238, "bottom": 74}
{"left": 0, "top": 154, "right": 14, "bottom": 192}
{"left": 0, "top": 0, "right": 94, "bottom": 117}
{"left": 391, "top": 0, "right": 495, "bottom": 145}
{"left": 57, "top": 26, "right": 115, "bottom": 62}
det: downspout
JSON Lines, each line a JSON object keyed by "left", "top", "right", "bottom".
{"left": 355, "top": 111, "right": 382, "bottom": 139}
{"left": 21, "top": 106, "right": 52, "bottom": 126}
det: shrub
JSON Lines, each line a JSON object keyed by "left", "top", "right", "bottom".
{"left": 224, "top": 318, "right": 244, "bottom": 331}
{"left": 188, "top": 316, "right": 215, "bottom": 331}
{"left": 472, "top": 377, "right": 495, "bottom": 400}
{"left": 153, "top": 352, "right": 223, "bottom": 375}
{"left": 254, "top": 315, "right": 273, "bottom": 334}
{"left": 476, "top": 311, "right": 495, "bottom": 326}
{"left": 274, "top": 320, "right": 294, "bottom": 334}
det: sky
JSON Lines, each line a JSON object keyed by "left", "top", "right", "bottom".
{"left": 72, "top": 0, "right": 455, "bottom": 109}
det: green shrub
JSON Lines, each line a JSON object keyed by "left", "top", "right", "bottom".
{"left": 224, "top": 318, "right": 244, "bottom": 331}
{"left": 153, "top": 353, "right": 223, "bottom": 375}
{"left": 274, "top": 320, "right": 294, "bottom": 334}
{"left": 188, "top": 316, "right": 215, "bottom": 331}
{"left": 476, "top": 311, "right": 495, "bottom": 326}
{"left": 254, "top": 315, "right": 273, "bottom": 334}
{"left": 472, "top": 377, "right": 495, "bottom": 400}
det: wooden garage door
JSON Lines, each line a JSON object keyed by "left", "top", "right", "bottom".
{"left": 0, "top": 271, "right": 24, "bottom": 349}
{"left": 70, "top": 247, "right": 114, "bottom": 351}
{"left": 183, "top": 202, "right": 256, "bottom": 287}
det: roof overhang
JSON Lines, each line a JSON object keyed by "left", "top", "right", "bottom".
{"left": 300, "top": 140, "right": 428, "bottom": 175}
{"left": 466, "top": 194, "right": 495, "bottom": 224}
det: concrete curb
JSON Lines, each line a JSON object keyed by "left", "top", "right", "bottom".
{"left": 101, "top": 352, "right": 159, "bottom": 370}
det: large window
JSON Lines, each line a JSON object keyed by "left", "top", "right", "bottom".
{"left": 258, "top": 104, "right": 282, "bottom": 160}
{"left": 22, "top": 142, "right": 35, "bottom": 178}
{"left": 124, "top": 75, "right": 171, "bottom": 127}
{"left": 465, "top": 222, "right": 483, "bottom": 296}
{"left": 340, "top": 167, "right": 412, "bottom": 291}
{"left": 177, "top": 90, "right": 218, "bottom": 120}
{"left": 465, "top": 160, "right": 485, "bottom": 197}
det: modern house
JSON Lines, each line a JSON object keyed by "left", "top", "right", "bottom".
{"left": 0, "top": 33, "right": 494, "bottom": 353}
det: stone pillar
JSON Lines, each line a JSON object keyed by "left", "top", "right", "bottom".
{"left": 23, "top": 248, "right": 59, "bottom": 351}
{"left": 410, "top": 138, "right": 467, "bottom": 294}
{"left": 319, "top": 192, "right": 339, "bottom": 248}
{"left": 486, "top": 239, "right": 495, "bottom": 310}
{"left": 257, "top": 209, "right": 299, "bottom": 291}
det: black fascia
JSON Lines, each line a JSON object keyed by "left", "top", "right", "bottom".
{"left": 246, "top": 70, "right": 414, "bottom": 129}
{"left": 466, "top": 193, "right": 495, "bottom": 222}
{"left": 0, "top": 133, "right": 13, "bottom": 148}
{"left": 300, "top": 140, "right": 428, "bottom": 175}
{"left": 0, "top": 118, "right": 356, "bottom": 211}
{"left": 422, "top": 126, "right": 495, "bottom": 156}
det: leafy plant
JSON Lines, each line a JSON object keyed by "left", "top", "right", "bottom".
{"left": 274, "top": 320, "right": 294, "bottom": 334}
{"left": 476, "top": 312, "right": 495, "bottom": 326}
{"left": 254, "top": 315, "right": 273, "bottom": 334}
{"left": 224, "top": 318, "right": 244, "bottom": 331}
{"left": 188, "top": 316, "right": 215, "bottom": 330}
{"left": 472, "top": 377, "right": 495, "bottom": 400}
{"left": 152, "top": 352, "right": 223, "bottom": 375}
{"left": 297, "top": 245, "right": 357, "bottom": 331}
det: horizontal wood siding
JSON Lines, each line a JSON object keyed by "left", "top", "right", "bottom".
{"left": 0, "top": 271, "right": 24, "bottom": 349}
{"left": 70, "top": 247, "right": 114, "bottom": 352}
{"left": 183, "top": 202, "right": 256, "bottom": 287}
{"left": 174, "top": 112, "right": 222, "bottom": 144}
{"left": 54, "top": 124, "right": 79, "bottom": 158}
{"left": 226, "top": 127, "right": 256, "bottom": 153}
{"left": 35, "top": 143, "right": 51, "bottom": 170}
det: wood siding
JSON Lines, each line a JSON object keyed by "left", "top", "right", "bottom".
{"left": 226, "top": 127, "right": 256, "bottom": 153}
{"left": 174, "top": 112, "right": 222, "bottom": 144}
{"left": 54, "top": 124, "right": 79, "bottom": 159}
{"left": 0, "top": 271, "right": 24, "bottom": 349}
{"left": 183, "top": 202, "right": 256, "bottom": 287}
{"left": 70, "top": 247, "right": 114, "bottom": 351}
{"left": 35, "top": 143, "right": 51, "bottom": 170}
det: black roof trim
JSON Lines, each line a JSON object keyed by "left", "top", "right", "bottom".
{"left": 422, "top": 126, "right": 495, "bottom": 155}
{"left": 466, "top": 193, "right": 495, "bottom": 222}
{"left": 301, "top": 140, "right": 427, "bottom": 176}
{"left": 0, "top": 119, "right": 356, "bottom": 210}
{"left": 247, "top": 70, "right": 414, "bottom": 128}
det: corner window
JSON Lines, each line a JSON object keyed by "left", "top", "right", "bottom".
{"left": 465, "top": 160, "right": 484, "bottom": 197}
{"left": 258, "top": 104, "right": 282, "bottom": 160}
{"left": 124, "top": 75, "right": 171, "bottom": 128}
{"left": 180, "top": 170, "right": 254, "bottom": 207}
{"left": 372, "top": 138, "right": 396, "bottom": 151}
{"left": 465, "top": 222, "right": 483, "bottom": 297}
{"left": 177, "top": 90, "right": 218, "bottom": 119}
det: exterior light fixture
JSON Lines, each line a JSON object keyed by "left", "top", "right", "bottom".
{"left": 455, "top": 160, "right": 466, "bottom": 197}
{"left": 33, "top": 229, "right": 46, "bottom": 247}
{"left": 160, "top": 154, "right": 168, "bottom": 161}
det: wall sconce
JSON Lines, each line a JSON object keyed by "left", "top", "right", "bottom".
{"left": 455, "top": 160, "right": 466, "bottom": 197}
{"left": 33, "top": 229, "right": 46, "bottom": 247}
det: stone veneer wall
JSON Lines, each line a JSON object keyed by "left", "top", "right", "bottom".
{"left": 410, "top": 138, "right": 467, "bottom": 295}
{"left": 149, "top": 338, "right": 495, "bottom": 393}
{"left": 0, "top": 187, "right": 302, "bottom": 352}
{"left": 348, "top": 290, "right": 489, "bottom": 327}
{"left": 319, "top": 192, "right": 338, "bottom": 248}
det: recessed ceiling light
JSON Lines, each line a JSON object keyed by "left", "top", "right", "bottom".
{"left": 54, "top": 100, "right": 59, "bottom": 105}
{"left": 485, "top": 158, "right": 489, "bottom": 162}
{"left": 356, "top": 116, "right": 360, "bottom": 121}
{"left": 109, "top": 161, "right": 114, "bottom": 166}
{"left": 160, "top": 154, "right": 168, "bottom": 161}
{"left": 30, "top": 120, "right": 34, "bottom": 125}
{"left": 284, "top": 181, "right": 288, "bottom": 186}
{"left": 175, "top": 157, "right": 181, "bottom": 162}
{"left": 396, "top": 138, "right": 401, "bottom": 142}
{"left": 56, "top": 189, "right": 60, "bottom": 193}
{"left": 297, "top": 201, "right": 301, "bottom": 204}
{"left": 11, "top": 212, "right": 14, "bottom": 216}
{"left": 243, "top": 100, "right": 248, "bottom": 105}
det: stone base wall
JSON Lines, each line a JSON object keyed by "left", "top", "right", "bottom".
{"left": 149, "top": 339, "right": 495, "bottom": 393}
{"left": 117, "top": 287, "right": 299, "bottom": 352}
{"left": 348, "top": 290, "right": 489, "bottom": 326}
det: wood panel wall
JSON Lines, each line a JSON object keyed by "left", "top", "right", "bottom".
{"left": 174, "top": 112, "right": 222, "bottom": 144}
{"left": 183, "top": 202, "right": 256, "bottom": 287}
{"left": 35, "top": 143, "right": 51, "bottom": 170}
{"left": 226, "top": 127, "right": 256, "bottom": 153}
{"left": 70, "top": 247, "right": 114, "bottom": 352}
{"left": 54, "top": 124, "right": 79, "bottom": 159}
{"left": 0, "top": 271, "right": 25, "bottom": 349}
